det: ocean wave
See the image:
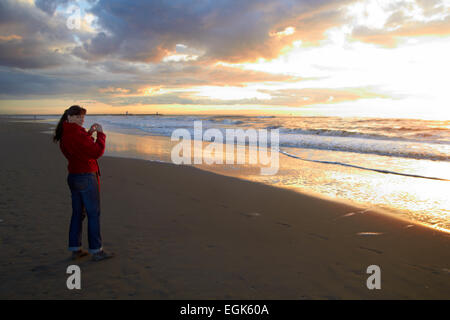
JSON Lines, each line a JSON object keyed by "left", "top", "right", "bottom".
{"left": 29, "top": 114, "right": 450, "bottom": 161}
{"left": 279, "top": 149, "right": 450, "bottom": 181}
{"left": 276, "top": 127, "right": 449, "bottom": 145}
{"left": 277, "top": 134, "right": 450, "bottom": 162}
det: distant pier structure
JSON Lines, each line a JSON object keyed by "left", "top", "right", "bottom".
{"left": 125, "top": 111, "right": 128, "bottom": 116}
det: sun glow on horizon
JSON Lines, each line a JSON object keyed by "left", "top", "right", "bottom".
{"left": 1, "top": 0, "right": 450, "bottom": 120}
{"left": 189, "top": 21, "right": 450, "bottom": 119}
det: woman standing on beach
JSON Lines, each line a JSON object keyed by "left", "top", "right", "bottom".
{"left": 53, "top": 105, "right": 114, "bottom": 261}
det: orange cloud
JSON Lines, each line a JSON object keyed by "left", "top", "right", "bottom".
{"left": 213, "top": 1, "right": 353, "bottom": 64}
{"left": 98, "top": 87, "right": 131, "bottom": 95}
{"left": 281, "top": 1, "right": 351, "bottom": 47}
{"left": 0, "top": 35, "right": 22, "bottom": 41}
{"left": 129, "top": 63, "right": 300, "bottom": 89}
{"left": 261, "top": 87, "right": 388, "bottom": 107}
{"left": 351, "top": 15, "right": 450, "bottom": 47}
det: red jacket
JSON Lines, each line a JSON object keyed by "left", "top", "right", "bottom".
{"left": 60, "top": 121, "right": 106, "bottom": 175}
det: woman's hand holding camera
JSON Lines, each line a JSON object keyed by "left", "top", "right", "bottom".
{"left": 88, "top": 123, "right": 103, "bottom": 134}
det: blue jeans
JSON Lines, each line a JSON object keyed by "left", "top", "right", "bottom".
{"left": 67, "top": 173, "right": 102, "bottom": 254}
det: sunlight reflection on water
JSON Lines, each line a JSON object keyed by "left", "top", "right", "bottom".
{"left": 104, "top": 131, "right": 450, "bottom": 232}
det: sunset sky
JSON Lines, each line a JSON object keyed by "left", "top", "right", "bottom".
{"left": 0, "top": 0, "right": 449, "bottom": 118}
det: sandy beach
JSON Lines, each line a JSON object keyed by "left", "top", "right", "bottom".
{"left": 0, "top": 117, "right": 449, "bottom": 300}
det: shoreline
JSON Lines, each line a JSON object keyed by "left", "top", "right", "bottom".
{"left": 9, "top": 116, "right": 450, "bottom": 233}
{"left": 0, "top": 118, "right": 449, "bottom": 299}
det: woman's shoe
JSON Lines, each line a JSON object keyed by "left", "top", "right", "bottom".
{"left": 92, "top": 250, "right": 115, "bottom": 262}
{"left": 71, "top": 249, "right": 89, "bottom": 260}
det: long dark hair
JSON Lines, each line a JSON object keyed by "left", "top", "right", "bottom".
{"left": 53, "top": 105, "right": 87, "bottom": 143}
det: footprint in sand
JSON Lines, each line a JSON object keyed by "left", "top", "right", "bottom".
{"left": 308, "top": 233, "right": 328, "bottom": 240}
{"left": 356, "top": 232, "right": 383, "bottom": 236}
{"left": 31, "top": 265, "right": 52, "bottom": 273}
{"left": 359, "top": 246, "right": 383, "bottom": 254}
{"left": 241, "top": 212, "right": 261, "bottom": 218}
{"left": 276, "top": 222, "right": 291, "bottom": 228}
{"left": 335, "top": 208, "right": 372, "bottom": 221}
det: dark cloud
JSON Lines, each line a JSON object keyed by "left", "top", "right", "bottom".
{"left": 35, "top": 0, "right": 71, "bottom": 15}
{"left": 0, "top": 0, "right": 90, "bottom": 69}
{"left": 0, "top": 58, "right": 298, "bottom": 98}
{"left": 122, "top": 62, "right": 299, "bottom": 87}
{"left": 0, "top": 36, "right": 74, "bottom": 69}
{"left": 75, "top": 0, "right": 353, "bottom": 63}
{"left": 0, "top": 67, "right": 78, "bottom": 96}
{"left": 34, "top": 0, "right": 98, "bottom": 15}
{"left": 0, "top": 66, "right": 117, "bottom": 96}
{"left": 3, "top": 0, "right": 446, "bottom": 111}
{"left": 0, "top": 0, "right": 354, "bottom": 70}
